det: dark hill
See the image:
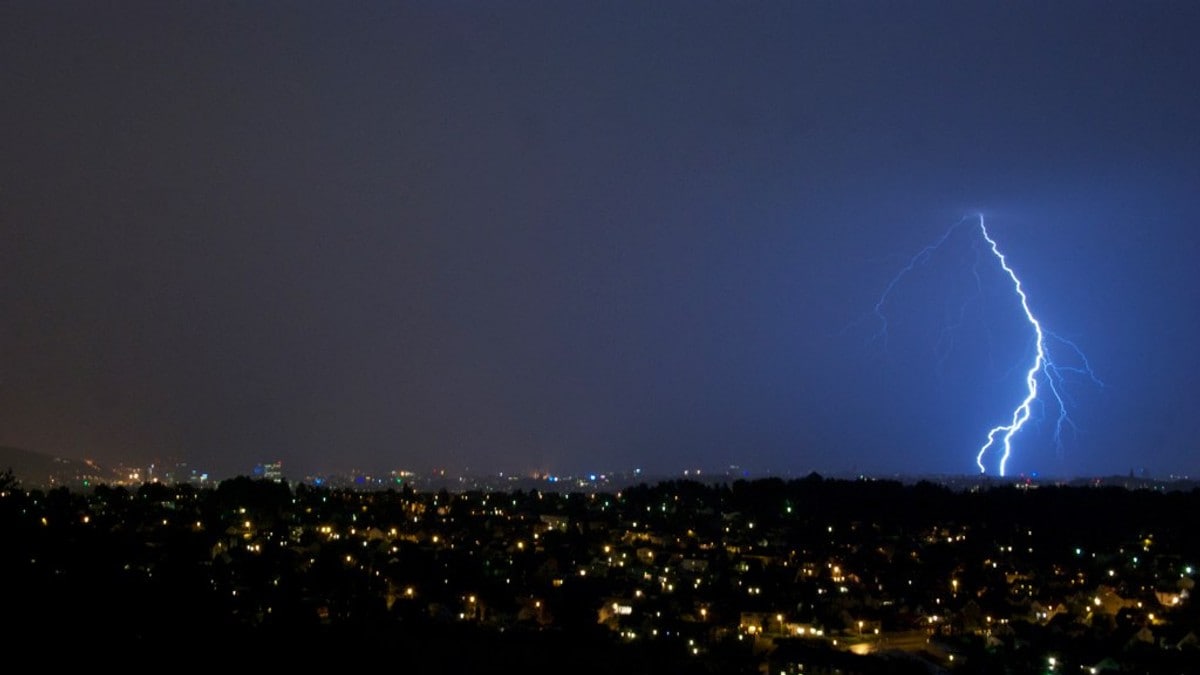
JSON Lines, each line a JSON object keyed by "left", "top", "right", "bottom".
{"left": 0, "top": 445, "right": 103, "bottom": 488}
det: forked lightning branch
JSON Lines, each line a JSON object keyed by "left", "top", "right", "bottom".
{"left": 872, "top": 215, "right": 1102, "bottom": 476}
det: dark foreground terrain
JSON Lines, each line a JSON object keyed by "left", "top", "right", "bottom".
{"left": 3, "top": 471, "right": 1197, "bottom": 672}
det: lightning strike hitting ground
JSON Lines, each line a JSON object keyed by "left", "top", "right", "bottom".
{"left": 872, "top": 215, "right": 1101, "bottom": 476}
{"left": 974, "top": 218, "right": 1044, "bottom": 476}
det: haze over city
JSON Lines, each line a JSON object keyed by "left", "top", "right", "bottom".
{"left": 3, "top": 2, "right": 1198, "bottom": 480}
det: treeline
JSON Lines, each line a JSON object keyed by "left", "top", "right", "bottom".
{"left": 618, "top": 475, "right": 1200, "bottom": 554}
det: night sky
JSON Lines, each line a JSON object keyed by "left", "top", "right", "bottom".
{"left": 3, "top": 2, "right": 1198, "bottom": 479}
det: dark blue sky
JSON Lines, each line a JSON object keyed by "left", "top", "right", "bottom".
{"left": 2, "top": 2, "right": 1198, "bottom": 478}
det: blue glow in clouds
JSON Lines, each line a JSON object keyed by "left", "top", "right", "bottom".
{"left": 874, "top": 215, "right": 1102, "bottom": 476}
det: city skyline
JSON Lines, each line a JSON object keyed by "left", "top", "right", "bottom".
{"left": 3, "top": 2, "right": 1199, "bottom": 479}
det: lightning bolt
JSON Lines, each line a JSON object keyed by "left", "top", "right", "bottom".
{"left": 872, "top": 214, "right": 1102, "bottom": 477}
{"left": 933, "top": 239, "right": 985, "bottom": 380}
{"left": 974, "top": 217, "right": 1046, "bottom": 476}
{"left": 871, "top": 216, "right": 973, "bottom": 348}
